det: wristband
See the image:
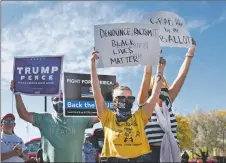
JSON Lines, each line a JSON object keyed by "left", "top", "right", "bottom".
{"left": 156, "top": 72, "right": 162, "bottom": 76}
{"left": 14, "top": 92, "right": 21, "bottom": 95}
{"left": 186, "top": 53, "right": 194, "bottom": 58}
{"left": 156, "top": 72, "right": 163, "bottom": 81}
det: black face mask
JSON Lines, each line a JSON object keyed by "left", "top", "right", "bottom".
{"left": 117, "top": 100, "right": 133, "bottom": 112}
{"left": 52, "top": 97, "right": 63, "bottom": 114}
{"left": 53, "top": 102, "right": 63, "bottom": 113}
{"left": 115, "top": 96, "right": 135, "bottom": 122}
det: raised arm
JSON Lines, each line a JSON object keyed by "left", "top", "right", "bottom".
{"left": 90, "top": 51, "right": 107, "bottom": 117}
{"left": 168, "top": 38, "right": 196, "bottom": 103}
{"left": 10, "top": 80, "right": 34, "bottom": 124}
{"left": 143, "top": 57, "right": 166, "bottom": 118}
{"left": 137, "top": 65, "right": 152, "bottom": 106}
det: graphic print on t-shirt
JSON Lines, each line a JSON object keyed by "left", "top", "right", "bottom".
{"left": 113, "top": 115, "right": 143, "bottom": 147}
{"left": 1, "top": 133, "right": 27, "bottom": 162}
{"left": 1, "top": 134, "right": 24, "bottom": 151}
{"left": 3, "top": 140, "right": 22, "bottom": 149}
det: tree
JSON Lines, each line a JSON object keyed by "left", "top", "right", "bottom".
{"left": 195, "top": 148, "right": 209, "bottom": 163}
{"left": 188, "top": 109, "right": 226, "bottom": 154}
{"left": 176, "top": 115, "right": 193, "bottom": 150}
{"left": 211, "top": 111, "right": 226, "bottom": 151}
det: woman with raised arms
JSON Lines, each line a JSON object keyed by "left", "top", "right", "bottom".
{"left": 137, "top": 39, "right": 197, "bottom": 162}
{"left": 90, "top": 49, "right": 166, "bottom": 162}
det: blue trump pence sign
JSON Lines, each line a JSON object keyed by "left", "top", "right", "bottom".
{"left": 13, "top": 56, "right": 63, "bottom": 95}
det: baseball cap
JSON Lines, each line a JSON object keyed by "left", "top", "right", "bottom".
{"left": 1, "top": 113, "right": 15, "bottom": 123}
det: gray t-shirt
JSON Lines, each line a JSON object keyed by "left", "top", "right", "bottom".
{"left": 32, "top": 113, "right": 93, "bottom": 162}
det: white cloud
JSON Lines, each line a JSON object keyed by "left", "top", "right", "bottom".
{"left": 1, "top": 2, "right": 144, "bottom": 90}
{"left": 200, "top": 9, "right": 226, "bottom": 33}
{"left": 186, "top": 19, "right": 207, "bottom": 30}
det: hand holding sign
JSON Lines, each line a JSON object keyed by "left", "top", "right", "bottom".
{"left": 113, "top": 82, "right": 119, "bottom": 89}
{"left": 158, "top": 57, "right": 166, "bottom": 73}
{"left": 10, "top": 80, "right": 15, "bottom": 92}
{"left": 187, "top": 38, "right": 196, "bottom": 57}
{"left": 91, "top": 50, "right": 100, "bottom": 64}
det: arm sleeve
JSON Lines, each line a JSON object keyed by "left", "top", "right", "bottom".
{"left": 98, "top": 107, "right": 113, "bottom": 126}
{"left": 32, "top": 113, "right": 45, "bottom": 128}
{"left": 135, "top": 107, "right": 150, "bottom": 125}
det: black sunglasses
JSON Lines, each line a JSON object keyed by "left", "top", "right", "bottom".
{"left": 116, "top": 96, "right": 135, "bottom": 103}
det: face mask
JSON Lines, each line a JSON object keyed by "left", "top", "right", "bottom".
{"left": 117, "top": 101, "right": 133, "bottom": 112}
{"left": 116, "top": 96, "right": 135, "bottom": 112}
{"left": 116, "top": 100, "right": 134, "bottom": 122}
{"left": 159, "top": 88, "right": 169, "bottom": 101}
{"left": 52, "top": 97, "right": 63, "bottom": 114}
{"left": 114, "top": 96, "right": 135, "bottom": 122}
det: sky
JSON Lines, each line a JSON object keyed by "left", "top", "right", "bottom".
{"left": 1, "top": 1, "right": 226, "bottom": 142}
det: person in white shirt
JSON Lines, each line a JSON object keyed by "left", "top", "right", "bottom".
{"left": 1, "top": 113, "right": 29, "bottom": 162}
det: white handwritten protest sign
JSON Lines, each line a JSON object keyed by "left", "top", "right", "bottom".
{"left": 143, "top": 11, "right": 192, "bottom": 48}
{"left": 94, "top": 23, "right": 161, "bottom": 68}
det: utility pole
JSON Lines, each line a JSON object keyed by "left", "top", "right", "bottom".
{"left": 44, "top": 96, "right": 47, "bottom": 112}
{"left": 12, "top": 93, "right": 14, "bottom": 114}
{"left": 26, "top": 123, "right": 29, "bottom": 141}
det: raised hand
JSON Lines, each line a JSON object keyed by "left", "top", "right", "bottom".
{"left": 90, "top": 50, "right": 99, "bottom": 64}
{"left": 187, "top": 38, "right": 196, "bottom": 57}
{"left": 10, "top": 80, "right": 15, "bottom": 92}
{"left": 157, "top": 57, "right": 166, "bottom": 73}
{"left": 113, "top": 82, "right": 119, "bottom": 89}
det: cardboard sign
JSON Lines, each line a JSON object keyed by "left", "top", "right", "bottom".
{"left": 13, "top": 56, "right": 63, "bottom": 95}
{"left": 94, "top": 23, "right": 161, "bottom": 68}
{"left": 143, "top": 11, "right": 193, "bottom": 48}
{"left": 64, "top": 72, "right": 116, "bottom": 116}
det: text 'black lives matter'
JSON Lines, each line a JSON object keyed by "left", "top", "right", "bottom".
{"left": 99, "top": 27, "right": 157, "bottom": 66}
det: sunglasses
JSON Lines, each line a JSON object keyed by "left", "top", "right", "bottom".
{"left": 116, "top": 96, "right": 135, "bottom": 103}
{"left": 52, "top": 97, "right": 63, "bottom": 102}
{"left": 2, "top": 120, "right": 15, "bottom": 125}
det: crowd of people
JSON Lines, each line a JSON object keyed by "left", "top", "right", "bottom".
{"left": 1, "top": 38, "right": 196, "bottom": 162}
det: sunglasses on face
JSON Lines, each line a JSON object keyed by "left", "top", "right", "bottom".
{"left": 2, "top": 120, "right": 15, "bottom": 125}
{"left": 116, "top": 96, "right": 135, "bottom": 103}
{"left": 52, "top": 97, "right": 63, "bottom": 102}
